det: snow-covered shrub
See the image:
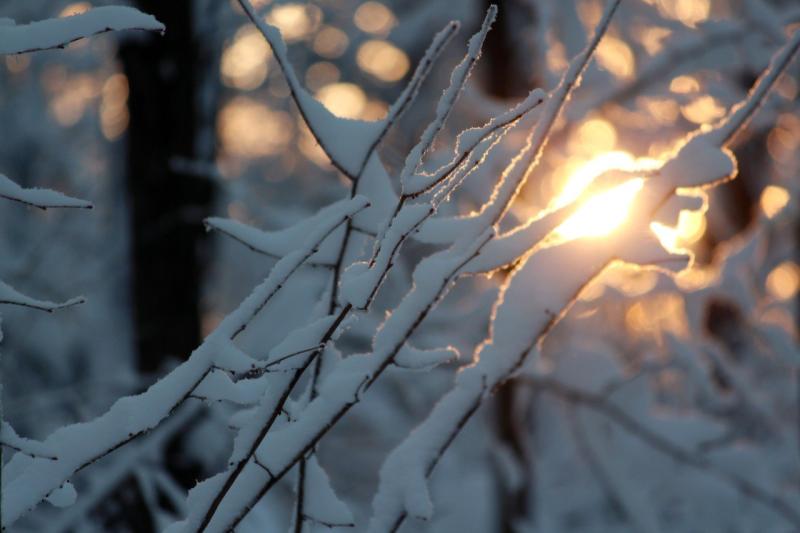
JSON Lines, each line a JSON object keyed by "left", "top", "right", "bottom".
{"left": 2, "top": 1, "right": 799, "bottom": 532}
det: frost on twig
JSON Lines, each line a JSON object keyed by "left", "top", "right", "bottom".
{"left": 414, "top": 0, "right": 624, "bottom": 246}
{"left": 0, "top": 6, "right": 164, "bottom": 55}
{"left": 368, "top": 25, "right": 800, "bottom": 532}
{"left": 398, "top": 5, "right": 497, "bottom": 194}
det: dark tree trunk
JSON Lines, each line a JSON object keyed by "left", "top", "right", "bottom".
{"left": 119, "top": 0, "right": 218, "bottom": 374}
{"left": 482, "top": 0, "right": 542, "bottom": 98}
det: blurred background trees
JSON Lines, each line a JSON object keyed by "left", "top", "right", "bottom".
{"left": 1, "top": 0, "right": 798, "bottom": 531}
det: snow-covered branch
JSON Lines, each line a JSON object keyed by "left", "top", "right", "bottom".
{"left": 0, "top": 174, "right": 92, "bottom": 210}
{"left": 0, "top": 280, "right": 84, "bottom": 312}
{"left": 1, "top": 196, "right": 368, "bottom": 527}
{"left": 368, "top": 26, "right": 800, "bottom": 531}
{"left": 0, "top": 6, "right": 164, "bottom": 55}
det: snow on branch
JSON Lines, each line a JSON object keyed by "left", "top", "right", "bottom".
{"left": 236, "top": 0, "right": 457, "bottom": 180}
{"left": 367, "top": 26, "right": 800, "bottom": 532}
{"left": 398, "top": 6, "right": 497, "bottom": 193}
{"left": 170, "top": 230, "right": 493, "bottom": 532}
{"left": 0, "top": 280, "right": 84, "bottom": 312}
{"left": 0, "top": 6, "right": 164, "bottom": 55}
{"left": 1, "top": 196, "right": 368, "bottom": 528}
{"left": 0, "top": 174, "right": 92, "bottom": 209}
{"left": 166, "top": 5, "right": 631, "bottom": 530}
{"left": 528, "top": 375, "right": 800, "bottom": 526}
{"left": 296, "top": 455, "right": 355, "bottom": 529}
{"left": 394, "top": 344, "right": 458, "bottom": 371}
{"left": 204, "top": 198, "right": 373, "bottom": 266}
{"left": 707, "top": 27, "right": 800, "bottom": 146}
{"left": 403, "top": 87, "right": 546, "bottom": 198}
{"left": 1, "top": 422, "right": 58, "bottom": 460}
{"left": 415, "top": 0, "right": 623, "bottom": 245}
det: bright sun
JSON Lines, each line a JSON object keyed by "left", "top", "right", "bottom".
{"left": 554, "top": 151, "right": 654, "bottom": 239}
{"left": 552, "top": 150, "right": 708, "bottom": 251}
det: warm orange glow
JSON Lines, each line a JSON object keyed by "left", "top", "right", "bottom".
{"left": 218, "top": 97, "right": 293, "bottom": 158}
{"left": 5, "top": 55, "right": 30, "bottom": 74}
{"left": 59, "top": 2, "right": 91, "bottom": 17}
{"left": 766, "top": 261, "right": 800, "bottom": 300}
{"left": 626, "top": 293, "right": 689, "bottom": 338}
{"left": 221, "top": 26, "right": 271, "bottom": 90}
{"left": 546, "top": 40, "right": 568, "bottom": 72}
{"left": 553, "top": 150, "right": 706, "bottom": 249}
{"left": 645, "top": 0, "right": 710, "bottom": 27}
{"left": 651, "top": 207, "right": 706, "bottom": 251}
{"left": 315, "top": 82, "right": 367, "bottom": 119}
{"left": 305, "top": 62, "right": 340, "bottom": 92}
{"left": 670, "top": 75, "right": 699, "bottom": 94}
{"left": 760, "top": 185, "right": 790, "bottom": 218}
{"left": 100, "top": 73, "right": 129, "bottom": 140}
{"left": 356, "top": 40, "right": 410, "bottom": 82}
{"left": 638, "top": 26, "right": 672, "bottom": 55}
{"left": 555, "top": 152, "right": 649, "bottom": 239}
{"left": 681, "top": 95, "right": 726, "bottom": 124}
{"left": 313, "top": 26, "right": 349, "bottom": 58}
{"left": 568, "top": 118, "right": 617, "bottom": 154}
{"left": 354, "top": 2, "right": 397, "bottom": 37}
{"left": 577, "top": 0, "right": 603, "bottom": 29}
{"left": 48, "top": 73, "right": 100, "bottom": 126}
{"left": 640, "top": 97, "right": 679, "bottom": 124}
{"left": 266, "top": 3, "right": 321, "bottom": 42}
{"left": 596, "top": 36, "right": 635, "bottom": 79}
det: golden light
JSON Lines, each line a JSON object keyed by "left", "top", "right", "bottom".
{"left": 767, "top": 114, "right": 800, "bottom": 162}
{"left": 546, "top": 40, "right": 568, "bottom": 72}
{"left": 5, "top": 55, "right": 30, "bottom": 74}
{"left": 639, "top": 97, "right": 679, "bottom": 124}
{"left": 760, "top": 185, "right": 790, "bottom": 218}
{"left": 568, "top": 118, "right": 617, "bottom": 154}
{"left": 221, "top": 26, "right": 271, "bottom": 90}
{"left": 353, "top": 2, "right": 397, "bottom": 37}
{"left": 100, "top": 73, "right": 129, "bottom": 140}
{"left": 638, "top": 26, "right": 672, "bottom": 56}
{"left": 59, "top": 2, "right": 91, "bottom": 17}
{"left": 305, "top": 62, "right": 340, "bottom": 92}
{"left": 766, "top": 261, "right": 800, "bottom": 300}
{"left": 670, "top": 75, "right": 699, "bottom": 94}
{"left": 577, "top": 0, "right": 602, "bottom": 28}
{"left": 651, "top": 207, "right": 707, "bottom": 251}
{"left": 315, "top": 82, "right": 367, "bottom": 119}
{"left": 356, "top": 40, "right": 410, "bottom": 82}
{"left": 553, "top": 150, "right": 705, "bottom": 248}
{"left": 647, "top": 0, "right": 710, "bottom": 28}
{"left": 361, "top": 99, "right": 389, "bottom": 121}
{"left": 554, "top": 151, "right": 647, "bottom": 239}
{"left": 595, "top": 36, "right": 635, "bottom": 80}
{"left": 218, "top": 97, "right": 293, "bottom": 158}
{"left": 266, "top": 4, "right": 321, "bottom": 42}
{"left": 626, "top": 293, "right": 689, "bottom": 338}
{"left": 49, "top": 73, "right": 100, "bottom": 126}
{"left": 681, "top": 95, "right": 726, "bottom": 124}
{"left": 313, "top": 26, "right": 349, "bottom": 58}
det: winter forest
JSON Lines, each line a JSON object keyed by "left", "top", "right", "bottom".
{"left": 1, "top": 0, "right": 799, "bottom": 531}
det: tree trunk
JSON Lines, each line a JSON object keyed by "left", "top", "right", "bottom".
{"left": 119, "top": 0, "right": 218, "bottom": 374}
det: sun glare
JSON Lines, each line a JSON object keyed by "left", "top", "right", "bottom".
{"left": 553, "top": 149, "right": 709, "bottom": 254}
{"left": 554, "top": 151, "right": 649, "bottom": 239}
